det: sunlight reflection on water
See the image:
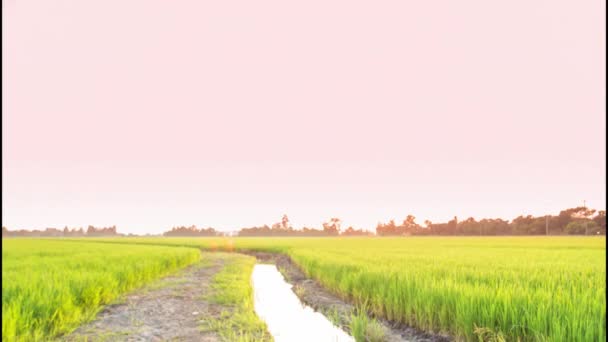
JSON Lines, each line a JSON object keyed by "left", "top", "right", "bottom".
{"left": 252, "top": 264, "right": 354, "bottom": 342}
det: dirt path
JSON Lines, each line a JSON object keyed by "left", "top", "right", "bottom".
{"left": 247, "top": 251, "right": 451, "bottom": 342}
{"left": 63, "top": 254, "right": 225, "bottom": 342}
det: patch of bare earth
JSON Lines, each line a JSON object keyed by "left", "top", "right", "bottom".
{"left": 63, "top": 253, "right": 225, "bottom": 342}
{"left": 246, "top": 251, "right": 452, "bottom": 342}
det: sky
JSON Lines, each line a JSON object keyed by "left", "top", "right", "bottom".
{"left": 2, "top": 0, "right": 606, "bottom": 234}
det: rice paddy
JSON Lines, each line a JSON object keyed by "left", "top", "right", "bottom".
{"left": 2, "top": 237, "right": 605, "bottom": 341}
{"left": 1, "top": 239, "right": 200, "bottom": 341}
{"left": 82, "top": 236, "right": 606, "bottom": 341}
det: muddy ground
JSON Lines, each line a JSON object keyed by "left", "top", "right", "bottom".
{"left": 63, "top": 254, "right": 225, "bottom": 342}
{"left": 246, "top": 251, "right": 452, "bottom": 342}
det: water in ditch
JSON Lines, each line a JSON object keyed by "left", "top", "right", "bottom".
{"left": 251, "top": 264, "right": 354, "bottom": 342}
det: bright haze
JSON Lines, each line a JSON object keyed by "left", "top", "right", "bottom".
{"left": 3, "top": 0, "right": 606, "bottom": 234}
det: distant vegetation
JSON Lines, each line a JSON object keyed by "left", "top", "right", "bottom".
{"left": 163, "top": 225, "right": 222, "bottom": 237}
{"left": 1, "top": 225, "right": 121, "bottom": 238}
{"left": 377, "top": 206, "right": 605, "bottom": 236}
{"left": 2, "top": 206, "right": 604, "bottom": 238}
{"left": 239, "top": 215, "right": 371, "bottom": 237}
{"left": 238, "top": 207, "right": 605, "bottom": 237}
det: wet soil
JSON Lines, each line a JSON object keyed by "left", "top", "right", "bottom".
{"left": 245, "top": 251, "right": 452, "bottom": 342}
{"left": 63, "top": 255, "right": 225, "bottom": 342}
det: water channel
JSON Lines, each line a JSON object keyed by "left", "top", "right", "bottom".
{"left": 251, "top": 264, "right": 354, "bottom": 342}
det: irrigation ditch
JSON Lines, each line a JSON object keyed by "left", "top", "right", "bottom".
{"left": 59, "top": 242, "right": 453, "bottom": 341}
{"left": 244, "top": 250, "right": 452, "bottom": 342}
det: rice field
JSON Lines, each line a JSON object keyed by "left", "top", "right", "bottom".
{"left": 2, "top": 237, "right": 605, "bottom": 341}
{"left": 83, "top": 236, "right": 606, "bottom": 341}
{"left": 1, "top": 239, "right": 200, "bottom": 341}
{"left": 284, "top": 238, "right": 606, "bottom": 341}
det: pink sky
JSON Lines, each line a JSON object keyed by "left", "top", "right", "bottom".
{"left": 3, "top": 0, "right": 606, "bottom": 233}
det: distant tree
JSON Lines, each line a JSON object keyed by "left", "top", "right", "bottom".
{"left": 322, "top": 218, "right": 341, "bottom": 235}
{"left": 565, "top": 220, "right": 599, "bottom": 235}
{"left": 593, "top": 210, "right": 606, "bottom": 234}
{"left": 281, "top": 215, "right": 291, "bottom": 230}
{"left": 341, "top": 226, "right": 372, "bottom": 236}
{"left": 511, "top": 215, "right": 546, "bottom": 235}
{"left": 428, "top": 221, "right": 449, "bottom": 235}
{"left": 479, "top": 218, "right": 510, "bottom": 235}
{"left": 163, "top": 225, "right": 219, "bottom": 237}
{"left": 554, "top": 207, "right": 595, "bottom": 232}
{"left": 447, "top": 216, "right": 458, "bottom": 235}
{"left": 458, "top": 217, "right": 479, "bottom": 235}
{"left": 399, "top": 215, "right": 421, "bottom": 235}
{"left": 571, "top": 207, "right": 596, "bottom": 220}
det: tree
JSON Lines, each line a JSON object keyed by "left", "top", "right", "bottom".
{"left": 376, "top": 220, "right": 398, "bottom": 235}
{"left": 479, "top": 218, "right": 510, "bottom": 235}
{"left": 593, "top": 210, "right": 606, "bottom": 234}
{"left": 447, "top": 216, "right": 458, "bottom": 235}
{"left": 399, "top": 215, "right": 421, "bottom": 235}
{"left": 458, "top": 217, "right": 479, "bottom": 235}
{"left": 565, "top": 220, "right": 598, "bottom": 235}
{"left": 281, "top": 215, "right": 291, "bottom": 230}
{"left": 511, "top": 215, "right": 546, "bottom": 235}
{"left": 555, "top": 207, "right": 596, "bottom": 232}
{"left": 322, "top": 218, "right": 341, "bottom": 235}
{"left": 342, "top": 227, "right": 371, "bottom": 236}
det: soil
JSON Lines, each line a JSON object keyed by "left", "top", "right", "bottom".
{"left": 62, "top": 254, "right": 225, "bottom": 342}
{"left": 245, "top": 251, "right": 452, "bottom": 342}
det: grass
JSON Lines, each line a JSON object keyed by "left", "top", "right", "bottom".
{"left": 1, "top": 239, "right": 200, "bottom": 341}
{"left": 201, "top": 253, "right": 272, "bottom": 342}
{"left": 4, "top": 237, "right": 605, "bottom": 341}
{"left": 82, "top": 236, "right": 606, "bottom": 341}
{"left": 285, "top": 238, "right": 606, "bottom": 342}
{"left": 349, "top": 306, "right": 386, "bottom": 342}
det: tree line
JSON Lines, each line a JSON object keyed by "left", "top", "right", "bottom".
{"left": 163, "top": 225, "right": 222, "bottom": 237}
{"left": 3, "top": 206, "right": 605, "bottom": 238}
{"left": 235, "top": 207, "right": 605, "bottom": 237}
{"left": 2, "top": 225, "right": 121, "bottom": 237}
{"left": 376, "top": 207, "right": 605, "bottom": 236}
{"left": 238, "top": 215, "right": 371, "bottom": 237}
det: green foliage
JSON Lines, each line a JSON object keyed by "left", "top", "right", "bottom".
{"left": 1, "top": 239, "right": 200, "bottom": 341}
{"left": 86, "top": 236, "right": 606, "bottom": 341}
{"left": 349, "top": 304, "right": 386, "bottom": 342}
{"left": 14, "top": 236, "right": 605, "bottom": 341}
{"left": 565, "top": 220, "right": 600, "bottom": 234}
{"left": 202, "top": 253, "right": 271, "bottom": 341}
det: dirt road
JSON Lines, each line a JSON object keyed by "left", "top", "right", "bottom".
{"left": 64, "top": 255, "right": 225, "bottom": 342}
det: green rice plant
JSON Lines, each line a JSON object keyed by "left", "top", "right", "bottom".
{"left": 349, "top": 304, "right": 386, "bottom": 342}
{"left": 70, "top": 236, "right": 606, "bottom": 341}
{"left": 1, "top": 239, "right": 200, "bottom": 341}
{"left": 201, "top": 253, "right": 272, "bottom": 342}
